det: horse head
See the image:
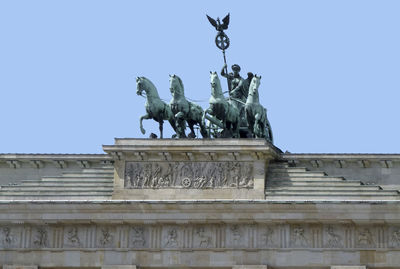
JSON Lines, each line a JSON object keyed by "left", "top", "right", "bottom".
{"left": 210, "top": 71, "right": 223, "bottom": 98}
{"left": 248, "top": 75, "right": 261, "bottom": 101}
{"left": 169, "top": 74, "right": 185, "bottom": 99}
{"left": 136, "top": 76, "right": 159, "bottom": 98}
{"left": 136, "top": 76, "right": 146, "bottom": 96}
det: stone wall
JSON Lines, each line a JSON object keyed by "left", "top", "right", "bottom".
{"left": 284, "top": 154, "right": 400, "bottom": 189}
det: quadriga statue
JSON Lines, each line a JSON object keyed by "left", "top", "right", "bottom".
{"left": 169, "top": 74, "right": 208, "bottom": 138}
{"left": 136, "top": 77, "right": 177, "bottom": 139}
{"left": 245, "top": 75, "right": 273, "bottom": 142}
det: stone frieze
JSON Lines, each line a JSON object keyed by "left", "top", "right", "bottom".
{"left": 0, "top": 224, "right": 399, "bottom": 250}
{"left": 124, "top": 161, "right": 254, "bottom": 189}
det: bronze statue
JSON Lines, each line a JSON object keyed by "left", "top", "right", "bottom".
{"left": 136, "top": 77, "right": 177, "bottom": 139}
{"left": 169, "top": 74, "right": 208, "bottom": 138}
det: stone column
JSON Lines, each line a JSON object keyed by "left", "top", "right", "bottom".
{"left": 102, "top": 266, "right": 137, "bottom": 269}
{"left": 331, "top": 265, "right": 367, "bottom": 269}
{"left": 3, "top": 266, "right": 38, "bottom": 269}
{"left": 233, "top": 266, "right": 268, "bottom": 269}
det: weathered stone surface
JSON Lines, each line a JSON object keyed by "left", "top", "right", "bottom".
{"left": 104, "top": 138, "right": 279, "bottom": 200}
{"left": 0, "top": 139, "right": 399, "bottom": 268}
{"left": 331, "top": 265, "right": 367, "bottom": 269}
{"left": 3, "top": 266, "right": 38, "bottom": 269}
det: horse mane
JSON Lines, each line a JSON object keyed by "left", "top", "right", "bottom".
{"left": 172, "top": 75, "right": 185, "bottom": 94}
{"left": 176, "top": 76, "right": 184, "bottom": 90}
{"left": 141, "top": 77, "right": 156, "bottom": 91}
{"left": 140, "top": 77, "right": 160, "bottom": 98}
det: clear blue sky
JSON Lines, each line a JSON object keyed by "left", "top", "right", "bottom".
{"left": 0, "top": 0, "right": 399, "bottom": 154}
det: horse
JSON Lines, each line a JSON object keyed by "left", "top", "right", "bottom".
{"left": 136, "top": 76, "right": 176, "bottom": 138}
{"left": 244, "top": 75, "right": 273, "bottom": 142}
{"left": 203, "top": 72, "right": 240, "bottom": 138}
{"left": 169, "top": 74, "right": 208, "bottom": 138}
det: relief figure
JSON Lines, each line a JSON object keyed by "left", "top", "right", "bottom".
{"left": 164, "top": 228, "right": 178, "bottom": 247}
{"left": 196, "top": 227, "right": 211, "bottom": 248}
{"left": 99, "top": 227, "right": 113, "bottom": 246}
{"left": 292, "top": 226, "right": 308, "bottom": 247}
{"left": 132, "top": 227, "right": 146, "bottom": 247}
{"left": 326, "top": 226, "right": 341, "bottom": 247}
{"left": 358, "top": 228, "right": 374, "bottom": 246}
{"left": 34, "top": 227, "right": 48, "bottom": 247}
{"left": 67, "top": 227, "right": 80, "bottom": 246}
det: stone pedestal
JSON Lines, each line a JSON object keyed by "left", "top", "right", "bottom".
{"left": 103, "top": 138, "right": 281, "bottom": 200}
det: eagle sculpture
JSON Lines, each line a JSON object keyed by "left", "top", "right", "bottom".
{"left": 206, "top": 13, "right": 230, "bottom": 32}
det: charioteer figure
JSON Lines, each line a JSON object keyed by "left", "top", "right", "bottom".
{"left": 221, "top": 63, "right": 254, "bottom": 131}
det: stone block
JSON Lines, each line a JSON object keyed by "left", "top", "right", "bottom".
{"left": 331, "top": 265, "right": 367, "bottom": 269}
{"left": 3, "top": 266, "right": 38, "bottom": 269}
{"left": 102, "top": 266, "right": 137, "bottom": 269}
{"left": 233, "top": 266, "right": 268, "bottom": 269}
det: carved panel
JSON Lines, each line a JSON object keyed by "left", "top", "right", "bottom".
{"left": 63, "top": 226, "right": 84, "bottom": 248}
{"left": 257, "top": 225, "right": 279, "bottom": 248}
{"left": 162, "top": 226, "right": 181, "bottom": 248}
{"left": 129, "top": 226, "right": 148, "bottom": 248}
{"left": 0, "top": 223, "right": 398, "bottom": 250}
{"left": 193, "top": 225, "right": 214, "bottom": 248}
{"left": 290, "top": 225, "right": 311, "bottom": 248}
{"left": 355, "top": 226, "right": 376, "bottom": 248}
{"left": 0, "top": 226, "right": 21, "bottom": 248}
{"left": 323, "top": 225, "right": 344, "bottom": 248}
{"left": 96, "top": 226, "right": 117, "bottom": 248}
{"left": 389, "top": 226, "right": 400, "bottom": 248}
{"left": 124, "top": 161, "right": 254, "bottom": 189}
{"left": 31, "top": 226, "right": 52, "bottom": 248}
{"left": 226, "top": 224, "right": 249, "bottom": 248}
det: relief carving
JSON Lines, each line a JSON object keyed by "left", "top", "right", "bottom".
{"left": 357, "top": 228, "right": 374, "bottom": 246}
{"left": 2, "top": 227, "right": 14, "bottom": 246}
{"left": 326, "top": 226, "right": 342, "bottom": 248}
{"left": 67, "top": 227, "right": 81, "bottom": 246}
{"left": 391, "top": 229, "right": 400, "bottom": 246}
{"left": 261, "top": 226, "right": 274, "bottom": 246}
{"left": 125, "top": 161, "right": 254, "bottom": 189}
{"left": 230, "top": 225, "right": 242, "bottom": 246}
{"left": 99, "top": 227, "right": 113, "bottom": 246}
{"left": 291, "top": 226, "right": 308, "bottom": 247}
{"left": 0, "top": 223, "right": 397, "bottom": 250}
{"left": 195, "top": 227, "right": 211, "bottom": 248}
{"left": 131, "top": 227, "right": 145, "bottom": 247}
{"left": 33, "top": 227, "right": 48, "bottom": 247}
{"left": 164, "top": 228, "right": 178, "bottom": 247}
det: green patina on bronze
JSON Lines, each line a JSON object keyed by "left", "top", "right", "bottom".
{"left": 245, "top": 75, "right": 273, "bottom": 142}
{"left": 136, "top": 77, "right": 176, "bottom": 139}
{"left": 135, "top": 13, "right": 273, "bottom": 142}
{"left": 169, "top": 74, "right": 208, "bottom": 138}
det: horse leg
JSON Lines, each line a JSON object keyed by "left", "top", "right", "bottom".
{"left": 254, "top": 113, "right": 263, "bottom": 138}
{"left": 202, "top": 109, "right": 210, "bottom": 125}
{"left": 232, "top": 121, "right": 239, "bottom": 138}
{"left": 168, "top": 118, "right": 177, "bottom": 138}
{"left": 159, "top": 120, "right": 164, "bottom": 139}
{"left": 139, "top": 113, "right": 151, "bottom": 134}
{"left": 199, "top": 121, "right": 209, "bottom": 138}
{"left": 175, "top": 112, "right": 187, "bottom": 138}
{"left": 187, "top": 120, "right": 196, "bottom": 138}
